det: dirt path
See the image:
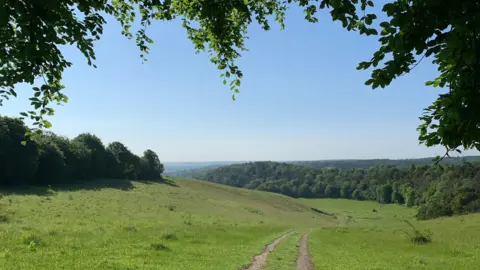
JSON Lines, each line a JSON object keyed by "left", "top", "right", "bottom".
{"left": 242, "top": 232, "right": 294, "bottom": 270}
{"left": 296, "top": 232, "right": 315, "bottom": 270}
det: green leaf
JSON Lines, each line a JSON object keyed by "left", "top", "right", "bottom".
{"left": 42, "top": 120, "right": 52, "bottom": 128}
{"left": 9, "top": 89, "right": 17, "bottom": 97}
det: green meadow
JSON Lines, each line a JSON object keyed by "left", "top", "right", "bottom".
{"left": 1, "top": 178, "right": 479, "bottom": 269}
{"left": 301, "top": 199, "right": 480, "bottom": 270}
{"left": 0, "top": 178, "right": 331, "bottom": 270}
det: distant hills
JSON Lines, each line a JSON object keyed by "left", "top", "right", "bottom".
{"left": 289, "top": 156, "right": 480, "bottom": 170}
{"left": 163, "top": 161, "right": 242, "bottom": 175}
{"left": 167, "top": 156, "right": 480, "bottom": 178}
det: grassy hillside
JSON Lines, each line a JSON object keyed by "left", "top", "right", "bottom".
{"left": 0, "top": 178, "right": 333, "bottom": 270}
{"left": 2, "top": 178, "right": 479, "bottom": 269}
{"left": 301, "top": 199, "right": 480, "bottom": 269}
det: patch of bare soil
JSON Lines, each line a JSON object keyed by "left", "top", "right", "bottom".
{"left": 241, "top": 232, "right": 294, "bottom": 270}
{"left": 296, "top": 232, "right": 315, "bottom": 270}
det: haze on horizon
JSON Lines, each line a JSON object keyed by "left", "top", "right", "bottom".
{"left": 2, "top": 6, "right": 479, "bottom": 162}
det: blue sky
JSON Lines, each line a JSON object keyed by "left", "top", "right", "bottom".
{"left": 3, "top": 6, "right": 478, "bottom": 161}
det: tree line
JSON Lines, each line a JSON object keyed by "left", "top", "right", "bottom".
{"left": 0, "top": 116, "right": 164, "bottom": 186}
{"left": 291, "top": 156, "right": 480, "bottom": 170}
{"left": 191, "top": 161, "right": 480, "bottom": 220}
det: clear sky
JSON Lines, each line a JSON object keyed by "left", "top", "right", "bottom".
{"left": 3, "top": 6, "right": 478, "bottom": 162}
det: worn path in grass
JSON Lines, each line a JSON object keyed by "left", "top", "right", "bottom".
{"left": 243, "top": 232, "right": 294, "bottom": 270}
{"left": 296, "top": 232, "right": 314, "bottom": 270}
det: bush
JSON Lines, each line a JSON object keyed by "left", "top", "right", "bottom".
{"left": 352, "top": 189, "right": 362, "bottom": 200}
{"left": 465, "top": 199, "right": 480, "bottom": 213}
{"left": 401, "top": 220, "right": 432, "bottom": 245}
{"left": 22, "top": 232, "right": 42, "bottom": 246}
{"left": 416, "top": 200, "right": 453, "bottom": 220}
{"left": 451, "top": 191, "right": 478, "bottom": 213}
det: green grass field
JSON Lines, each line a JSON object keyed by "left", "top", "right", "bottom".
{"left": 301, "top": 199, "right": 480, "bottom": 269}
{"left": 1, "top": 179, "right": 479, "bottom": 269}
{"left": 0, "top": 178, "right": 333, "bottom": 270}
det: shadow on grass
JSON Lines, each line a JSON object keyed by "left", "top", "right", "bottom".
{"left": 0, "top": 177, "right": 178, "bottom": 197}
{"left": 141, "top": 177, "right": 179, "bottom": 188}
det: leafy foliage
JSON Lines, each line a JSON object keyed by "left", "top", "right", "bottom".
{"left": 72, "top": 133, "right": 108, "bottom": 178}
{"left": 0, "top": 116, "right": 39, "bottom": 185}
{"left": 34, "top": 134, "right": 68, "bottom": 184}
{"left": 106, "top": 141, "right": 140, "bottom": 179}
{"left": 1, "top": 0, "right": 479, "bottom": 151}
{"left": 140, "top": 149, "right": 165, "bottom": 180}
{"left": 0, "top": 116, "right": 164, "bottom": 186}
{"left": 192, "top": 161, "right": 480, "bottom": 220}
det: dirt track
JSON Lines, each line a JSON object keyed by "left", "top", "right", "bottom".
{"left": 242, "top": 232, "right": 293, "bottom": 270}
{"left": 296, "top": 232, "right": 315, "bottom": 270}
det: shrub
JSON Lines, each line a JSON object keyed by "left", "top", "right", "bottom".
{"left": 22, "top": 232, "right": 42, "bottom": 246}
{"left": 166, "top": 204, "right": 176, "bottom": 211}
{"left": 416, "top": 200, "right": 453, "bottom": 220}
{"left": 465, "top": 199, "right": 480, "bottom": 212}
{"left": 401, "top": 220, "right": 432, "bottom": 245}
{"left": 451, "top": 191, "right": 478, "bottom": 213}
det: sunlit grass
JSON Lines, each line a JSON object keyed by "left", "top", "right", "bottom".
{"left": 0, "top": 178, "right": 333, "bottom": 269}
{"left": 301, "top": 199, "right": 480, "bottom": 269}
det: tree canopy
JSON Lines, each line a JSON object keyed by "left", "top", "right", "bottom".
{"left": 0, "top": 115, "right": 165, "bottom": 185}
{"left": 1, "top": 0, "right": 479, "bottom": 154}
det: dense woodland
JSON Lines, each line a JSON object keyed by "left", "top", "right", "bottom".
{"left": 291, "top": 157, "right": 480, "bottom": 170}
{"left": 190, "top": 161, "right": 480, "bottom": 220}
{"left": 0, "top": 116, "right": 164, "bottom": 186}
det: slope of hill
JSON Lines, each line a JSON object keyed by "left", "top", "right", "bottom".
{"left": 1, "top": 178, "right": 479, "bottom": 269}
{"left": 0, "top": 178, "right": 332, "bottom": 269}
